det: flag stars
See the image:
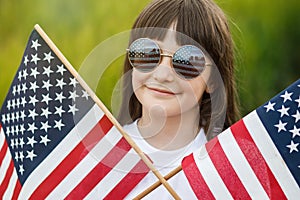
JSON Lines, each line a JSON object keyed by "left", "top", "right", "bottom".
{"left": 31, "top": 53, "right": 41, "bottom": 65}
{"left": 43, "top": 51, "right": 54, "bottom": 63}
{"left": 54, "top": 119, "right": 65, "bottom": 131}
{"left": 40, "top": 121, "right": 51, "bottom": 132}
{"left": 41, "top": 107, "right": 52, "bottom": 118}
{"left": 43, "top": 66, "right": 54, "bottom": 77}
{"left": 29, "top": 95, "right": 39, "bottom": 107}
{"left": 41, "top": 93, "right": 52, "bottom": 105}
{"left": 26, "top": 149, "right": 37, "bottom": 161}
{"left": 286, "top": 140, "right": 299, "bottom": 153}
{"left": 280, "top": 91, "right": 293, "bottom": 103}
{"left": 19, "top": 152, "right": 24, "bottom": 162}
{"left": 54, "top": 106, "right": 65, "bottom": 117}
{"left": 69, "top": 77, "right": 78, "bottom": 87}
{"left": 56, "top": 78, "right": 66, "bottom": 89}
{"left": 28, "top": 109, "right": 38, "bottom": 120}
{"left": 68, "top": 104, "right": 79, "bottom": 115}
{"left": 23, "top": 69, "right": 28, "bottom": 80}
{"left": 82, "top": 90, "right": 89, "bottom": 100}
{"left": 55, "top": 92, "right": 66, "bottom": 103}
{"left": 19, "top": 165, "right": 25, "bottom": 175}
{"left": 56, "top": 64, "right": 66, "bottom": 75}
{"left": 30, "top": 67, "right": 40, "bottom": 79}
{"left": 274, "top": 120, "right": 287, "bottom": 133}
{"left": 31, "top": 39, "right": 41, "bottom": 51}
{"left": 295, "top": 96, "right": 300, "bottom": 108}
{"left": 40, "top": 135, "right": 51, "bottom": 146}
{"left": 27, "top": 122, "right": 38, "bottom": 134}
{"left": 69, "top": 90, "right": 79, "bottom": 101}
{"left": 27, "top": 136, "right": 37, "bottom": 148}
{"left": 42, "top": 80, "right": 53, "bottom": 91}
{"left": 277, "top": 105, "right": 290, "bottom": 117}
{"left": 23, "top": 55, "right": 29, "bottom": 66}
{"left": 292, "top": 110, "right": 300, "bottom": 123}
{"left": 289, "top": 126, "right": 300, "bottom": 138}
{"left": 29, "top": 81, "right": 39, "bottom": 93}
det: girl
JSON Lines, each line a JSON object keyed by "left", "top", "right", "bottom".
{"left": 118, "top": 0, "right": 240, "bottom": 198}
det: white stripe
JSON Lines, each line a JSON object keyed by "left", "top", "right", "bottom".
{"left": 0, "top": 144, "right": 11, "bottom": 185}
{"left": 244, "top": 111, "right": 300, "bottom": 199}
{"left": 218, "top": 129, "right": 269, "bottom": 199}
{"left": 193, "top": 146, "right": 233, "bottom": 200}
{"left": 46, "top": 126, "right": 122, "bottom": 199}
{"left": 0, "top": 126, "right": 5, "bottom": 151}
{"left": 19, "top": 104, "right": 103, "bottom": 199}
{"left": 3, "top": 167, "right": 18, "bottom": 200}
{"left": 85, "top": 148, "right": 141, "bottom": 199}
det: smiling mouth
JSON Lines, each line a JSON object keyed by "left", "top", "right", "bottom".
{"left": 146, "top": 86, "right": 176, "bottom": 95}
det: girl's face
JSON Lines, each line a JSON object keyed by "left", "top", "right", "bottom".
{"left": 132, "top": 30, "right": 211, "bottom": 118}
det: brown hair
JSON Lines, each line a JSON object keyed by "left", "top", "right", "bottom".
{"left": 118, "top": 0, "right": 240, "bottom": 140}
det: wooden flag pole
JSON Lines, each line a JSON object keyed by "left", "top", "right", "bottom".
{"left": 34, "top": 24, "right": 181, "bottom": 200}
{"left": 134, "top": 166, "right": 182, "bottom": 199}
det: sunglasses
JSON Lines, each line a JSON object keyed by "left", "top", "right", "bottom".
{"left": 127, "top": 38, "right": 209, "bottom": 79}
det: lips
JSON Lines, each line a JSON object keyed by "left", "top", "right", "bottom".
{"left": 146, "top": 85, "right": 176, "bottom": 95}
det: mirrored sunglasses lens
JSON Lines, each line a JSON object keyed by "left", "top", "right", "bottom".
{"left": 128, "top": 38, "right": 160, "bottom": 72}
{"left": 172, "top": 46, "right": 205, "bottom": 79}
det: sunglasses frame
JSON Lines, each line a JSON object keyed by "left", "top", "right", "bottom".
{"left": 126, "top": 38, "right": 211, "bottom": 80}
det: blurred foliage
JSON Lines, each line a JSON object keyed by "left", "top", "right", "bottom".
{"left": 0, "top": 0, "right": 299, "bottom": 117}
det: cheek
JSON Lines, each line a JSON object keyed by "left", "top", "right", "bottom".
{"left": 180, "top": 78, "right": 207, "bottom": 104}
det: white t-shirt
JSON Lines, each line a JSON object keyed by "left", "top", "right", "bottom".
{"left": 124, "top": 120, "right": 207, "bottom": 199}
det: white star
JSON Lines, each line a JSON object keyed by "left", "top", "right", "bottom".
{"left": 21, "top": 83, "right": 28, "bottom": 94}
{"left": 19, "top": 138, "right": 25, "bottom": 148}
{"left": 274, "top": 120, "right": 287, "bottom": 133}
{"left": 27, "top": 136, "right": 37, "bottom": 148}
{"left": 56, "top": 64, "right": 66, "bottom": 75}
{"left": 55, "top": 92, "right": 66, "bottom": 103}
{"left": 18, "top": 71, "right": 23, "bottom": 81}
{"left": 43, "top": 66, "right": 54, "bottom": 77}
{"left": 31, "top": 39, "right": 41, "bottom": 51}
{"left": 42, "top": 80, "right": 53, "bottom": 91}
{"left": 41, "top": 94, "right": 52, "bottom": 105}
{"left": 26, "top": 149, "right": 37, "bottom": 161}
{"left": 289, "top": 126, "right": 300, "bottom": 138}
{"left": 10, "top": 139, "right": 15, "bottom": 149}
{"left": 29, "top": 81, "right": 39, "bottom": 92}
{"left": 68, "top": 104, "right": 78, "bottom": 115}
{"left": 27, "top": 122, "right": 38, "bottom": 134}
{"left": 280, "top": 91, "right": 293, "bottom": 103}
{"left": 295, "top": 96, "right": 300, "bottom": 108}
{"left": 54, "top": 119, "right": 65, "bottom": 131}
{"left": 69, "top": 77, "right": 78, "bottom": 87}
{"left": 20, "top": 96, "right": 26, "bottom": 107}
{"left": 28, "top": 109, "right": 38, "bottom": 120}
{"left": 19, "top": 165, "right": 25, "bottom": 175}
{"left": 41, "top": 107, "right": 52, "bottom": 118}
{"left": 82, "top": 90, "right": 89, "bottom": 100}
{"left": 23, "top": 69, "right": 28, "bottom": 80}
{"left": 29, "top": 95, "right": 39, "bottom": 106}
{"left": 15, "top": 152, "right": 19, "bottom": 162}
{"left": 292, "top": 110, "right": 300, "bottom": 123}
{"left": 277, "top": 105, "right": 290, "bottom": 117}
{"left": 20, "top": 151, "right": 24, "bottom": 162}
{"left": 20, "top": 111, "right": 26, "bottom": 121}
{"left": 56, "top": 78, "right": 66, "bottom": 89}
{"left": 31, "top": 53, "right": 41, "bottom": 65}
{"left": 69, "top": 91, "right": 79, "bottom": 101}
{"left": 24, "top": 55, "right": 29, "bottom": 66}
{"left": 40, "top": 121, "right": 51, "bottom": 132}
{"left": 43, "top": 51, "right": 54, "bottom": 63}
{"left": 54, "top": 106, "right": 65, "bottom": 117}
{"left": 286, "top": 140, "right": 299, "bottom": 153}
{"left": 30, "top": 67, "right": 40, "bottom": 79}
{"left": 2, "top": 114, "right": 6, "bottom": 124}
{"left": 40, "top": 135, "right": 51, "bottom": 146}
{"left": 6, "top": 100, "right": 11, "bottom": 110}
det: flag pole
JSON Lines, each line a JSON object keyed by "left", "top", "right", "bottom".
{"left": 134, "top": 165, "right": 182, "bottom": 199}
{"left": 33, "top": 24, "right": 181, "bottom": 200}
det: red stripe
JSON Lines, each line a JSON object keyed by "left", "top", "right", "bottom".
{"left": 103, "top": 159, "right": 150, "bottom": 200}
{"left": 0, "top": 159, "right": 14, "bottom": 197}
{"left": 182, "top": 154, "right": 215, "bottom": 199}
{"left": 11, "top": 179, "right": 22, "bottom": 200}
{"left": 29, "top": 115, "right": 113, "bottom": 199}
{"left": 65, "top": 137, "right": 132, "bottom": 199}
{"left": 207, "top": 137, "right": 251, "bottom": 199}
{"left": 231, "top": 120, "right": 287, "bottom": 199}
{"left": 0, "top": 135, "right": 8, "bottom": 167}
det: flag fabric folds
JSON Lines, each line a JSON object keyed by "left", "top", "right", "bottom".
{"left": 0, "top": 27, "right": 150, "bottom": 199}
{"left": 182, "top": 79, "right": 300, "bottom": 199}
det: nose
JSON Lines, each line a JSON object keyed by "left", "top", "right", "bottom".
{"left": 152, "top": 55, "right": 174, "bottom": 82}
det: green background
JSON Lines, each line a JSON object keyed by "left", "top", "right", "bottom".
{"left": 1, "top": 0, "right": 299, "bottom": 117}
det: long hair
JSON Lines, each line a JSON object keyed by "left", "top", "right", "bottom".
{"left": 118, "top": 0, "right": 240, "bottom": 140}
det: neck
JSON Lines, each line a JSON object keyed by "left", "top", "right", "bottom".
{"left": 138, "top": 107, "right": 200, "bottom": 150}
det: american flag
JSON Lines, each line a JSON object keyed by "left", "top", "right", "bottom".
{"left": 0, "top": 27, "right": 150, "bottom": 199}
{"left": 182, "top": 79, "right": 300, "bottom": 199}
